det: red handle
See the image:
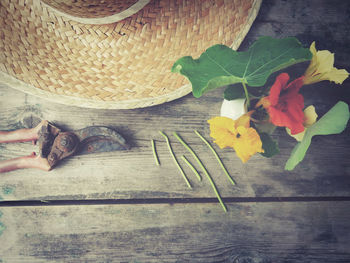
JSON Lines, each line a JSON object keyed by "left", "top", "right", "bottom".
{"left": 0, "top": 121, "right": 45, "bottom": 143}
{"left": 0, "top": 153, "right": 51, "bottom": 173}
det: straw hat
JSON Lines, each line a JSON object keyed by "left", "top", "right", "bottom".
{"left": 0, "top": 0, "right": 262, "bottom": 109}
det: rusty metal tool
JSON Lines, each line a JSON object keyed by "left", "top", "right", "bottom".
{"left": 0, "top": 120, "right": 130, "bottom": 173}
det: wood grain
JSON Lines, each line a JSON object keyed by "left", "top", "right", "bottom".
{"left": 1, "top": 202, "right": 350, "bottom": 262}
{"left": 0, "top": 84, "right": 349, "bottom": 201}
{"left": 0, "top": 0, "right": 350, "bottom": 261}
{"left": 1, "top": 0, "right": 349, "bottom": 201}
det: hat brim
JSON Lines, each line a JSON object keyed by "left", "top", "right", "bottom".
{"left": 0, "top": 0, "right": 262, "bottom": 109}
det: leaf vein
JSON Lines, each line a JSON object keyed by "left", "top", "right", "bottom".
{"left": 205, "top": 52, "right": 233, "bottom": 77}
{"left": 246, "top": 47, "right": 294, "bottom": 78}
{"left": 242, "top": 48, "right": 254, "bottom": 79}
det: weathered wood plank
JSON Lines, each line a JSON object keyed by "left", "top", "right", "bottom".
{"left": 0, "top": 81, "right": 349, "bottom": 201}
{"left": 1, "top": 0, "right": 350, "bottom": 201}
{"left": 242, "top": 0, "right": 350, "bottom": 63}
{"left": 0, "top": 202, "right": 350, "bottom": 262}
{"left": 0, "top": 0, "right": 350, "bottom": 261}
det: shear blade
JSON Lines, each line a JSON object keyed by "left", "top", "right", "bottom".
{"left": 73, "top": 126, "right": 130, "bottom": 155}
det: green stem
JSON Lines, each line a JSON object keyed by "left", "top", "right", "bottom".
{"left": 159, "top": 131, "right": 192, "bottom": 189}
{"left": 242, "top": 82, "right": 250, "bottom": 109}
{"left": 194, "top": 130, "right": 236, "bottom": 186}
{"left": 151, "top": 139, "right": 160, "bottom": 166}
{"left": 181, "top": 155, "right": 201, "bottom": 182}
{"left": 174, "top": 131, "right": 226, "bottom": 212}
{"left": 173, "top": 132, "right": 201, "bottom": 181}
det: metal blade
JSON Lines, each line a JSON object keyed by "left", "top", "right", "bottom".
{"left": 72, "top": 126, "right": 130, "bottom": 155}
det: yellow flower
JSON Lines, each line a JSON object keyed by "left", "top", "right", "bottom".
{"left": 286, "top": 105, "right": 318, "bottom": 141}
{"left": 208, "top": 115, "right": 264, "bottom": 163}
{"left": 303, "top": 42, "right": 349, "bottom": 85}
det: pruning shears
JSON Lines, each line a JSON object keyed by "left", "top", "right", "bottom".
{"left": 0, "top": 120, "right": 129, "bottom": 173}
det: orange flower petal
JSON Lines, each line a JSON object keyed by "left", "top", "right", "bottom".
{"left": 264, "top": 73, "right": 305, "bottom": 134}
{"left": 269, "top": 73, "right": 290, "bottom": 106}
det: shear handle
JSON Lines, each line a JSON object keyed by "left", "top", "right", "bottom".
{"left": 0, "top": 153, "right": 51, "bottom": 173}
{"left": 0, "top": 121, "right": 46, "bottom": 143}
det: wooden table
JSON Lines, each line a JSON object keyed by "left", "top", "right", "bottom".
{"left": 1, "top": 0, "right": 350, "bottom": 262}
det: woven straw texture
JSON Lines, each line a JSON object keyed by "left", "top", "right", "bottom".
{"left": 41, "top": 0, "right": 138, "bottom": 18}
{"left": 0, "top": 0, "right": 262, "bottom": 109}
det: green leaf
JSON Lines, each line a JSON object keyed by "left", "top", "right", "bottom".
{"left": 285, "top": 101, "right": 349, "bottom": 170}
{"left": 223, "top": 85, "right": 245, "bottom": 100}
{"left": 259, "top": 133, "right": 280, "bottom": 158}
{"left": 171, "top": 36, "right": 312, "bottom": 98}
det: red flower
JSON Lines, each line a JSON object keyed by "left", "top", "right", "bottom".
{"left": 259, "top": 73, "right": 305, "bottom": 135}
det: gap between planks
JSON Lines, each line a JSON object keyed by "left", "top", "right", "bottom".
{"left": 1, "top": 196, "right": 350, "bottom": 207}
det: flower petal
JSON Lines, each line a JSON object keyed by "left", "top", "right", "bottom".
{"left": 268, "top": 105, "right": 304, "bottom": 135}
{"left": 323, "top": 68, "right": 350, "bottom": 84}
{"left": 303, "top": 42, "right": 349, "bottom": 85}
{"left": 208, "top": 117, "right": 236, "bottom": 149}
{"left": 285, "top": 76, "right": 304, "bottom": 93}
{"left": 286, "top": 105, "right": 318, "bottom": 141}
{"left": 232, "top": 126, "right": 264, "bottom": 163}
{"left": 286, "top": 128, "right": 305, "bottom": 142}
{"left": 303, "top": 105, "right": 318, "bottom": 127}
{"left": 235, "top": 113, "right": 251, "bottom": 128}
{"left": 269, "top": 73, "right": 290, "bottom": 106}
{"left": 285, "top": 94, "right": 304, "bottom": 120}
{"left": 316, "top": 50, "right": 334, "bottom": 73}
{"left": 208, "top": 115, "right": 263, "bottom": 163}
{"left": 304, "top": 42, "right": 318, "bottom": 77}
